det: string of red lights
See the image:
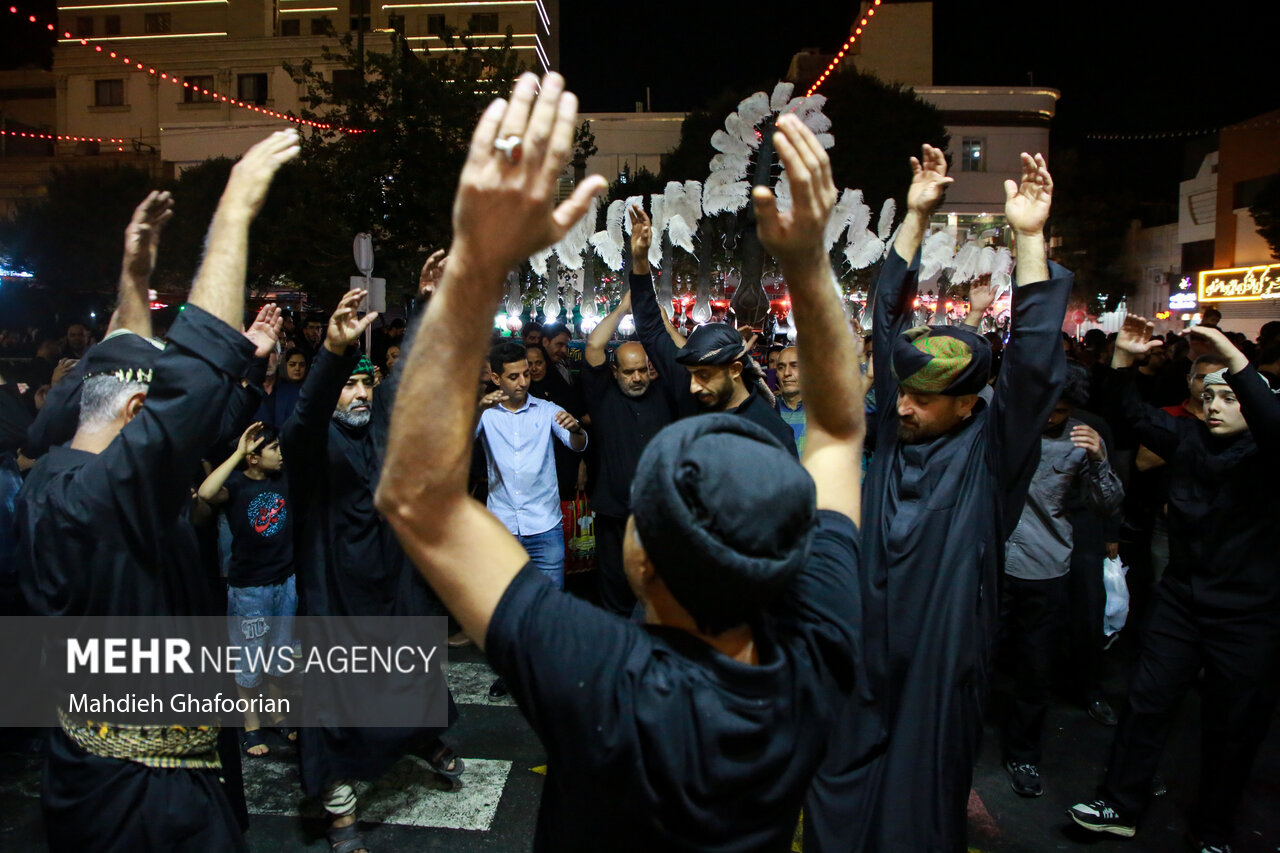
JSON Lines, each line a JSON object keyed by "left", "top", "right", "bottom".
{"left": 805, "top": 0, "right": 882, "bottom": 97}
{"left": 4, "top": 4, "right": 370, "bottom": 134}
{"left": 1, "top": 128, "right": 125, "bottom": 144}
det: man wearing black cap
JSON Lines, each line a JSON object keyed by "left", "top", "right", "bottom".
{"left": 628, "top": 208, "right": 797, "bottom": 455}
{"left": 283, "top": 276, "right": 462, "bottom": 853}
{"left": 379, "top": 73, "right": 867, "bottom": 850}
{"left": 806, "top": 147, "right": 1072, "bottom": 852}
{"left": 15, "top": 129, "right": 299, "bottom": 853}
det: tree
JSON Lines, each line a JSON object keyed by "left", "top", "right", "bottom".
{"left": 571, "top": 120, "right": 597, "bottom": 184}
{"left": 1251, "top": 173, "right": 1280, "bottom": 261}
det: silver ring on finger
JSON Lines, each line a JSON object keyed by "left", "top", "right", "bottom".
{"left": 493, "top": 135, "right": 523, "bottom": 164}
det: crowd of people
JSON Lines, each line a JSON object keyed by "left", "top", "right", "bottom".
{"left": 0, "top": 71, "right": 1276, "bottom": 853}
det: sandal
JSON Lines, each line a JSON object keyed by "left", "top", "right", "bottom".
{"left": 426, "top": 738, "right": 465, "bottom": 786}
{"left": 242, "top": 728, "right": 269, "bottom": 757}
{"left": 272, "top": 722, "right": 299, "bottom": 744}
{"left": 326, "top": 821, "right": 367, "bottom": 853}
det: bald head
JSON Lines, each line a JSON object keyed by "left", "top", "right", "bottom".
{"left": 614, "top": 342, "right": 652, "bottom": 397}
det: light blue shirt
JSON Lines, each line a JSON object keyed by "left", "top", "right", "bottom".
{"left": 477, "top": 396, "right": 586, "bottom": 536}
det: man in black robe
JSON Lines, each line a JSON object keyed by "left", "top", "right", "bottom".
{"left": 283, "top": 260, "right": 460, "bottom": 853}
{"left": 806, "top": 147, "right": 1071, "bottom": 852}
{"left": 378, "top": 73, "right": 867, "bottom": 852}
{"left": 14, "top": 130, "right": 298, "bottom": 853}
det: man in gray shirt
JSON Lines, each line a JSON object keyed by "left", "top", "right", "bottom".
{"left": 1002, "top": 363, "right": 1124, "bottom": 797}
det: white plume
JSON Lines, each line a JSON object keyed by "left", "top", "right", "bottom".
{"left": 648, "top": 195, "right": 666, "bottom": 268}
{"left": 736, "top": 91, "right": 771, "bottom": 132}
{"left": 709, "top": 153, "right": 749, "bottom": 180}
{"left": 774, "top": 174, "right": 793, "bottom": 215}
{"left": 667, "top": 214, "right": 697, "bottom": 255}
{"left": 702, "top": 181, "right": 750, "bottom": 215}
{"left": 919, "top": 229, "right": 956, "bottom": 281}
{"left": 992, "top": 246, "right": 1013, "bottom": 279}
{"left": 950, "top": 241, "right": 983, "bottom": 284}
{"left": 705, "top": 169, "right": 744, "bottom": 193}
{"left": 805, "top": 111, "right": 833, "bottom": 134}
{"left": 975, "top": 245, "right": 998, "bottom": 277}
{"left": 846, "top": 190, "right": 871, "bottom": 237}
{"left": 876, "top": 198, "right": 896, "bottom": 241}
{"left": 590, "top": 230, "right": 623, "bottom": 271}
{"left": 621, "top": 195, "right": 643, "bottom": 234}
{"left": 815, "top": 133, "right": 835, "bottom": 150}
{"left": 770, "top": 81, "right": 795, "bottom": 111}
{"left": 725, "top": 112, "right": 759, "bottom": 150}
{"left": 844, "top": 228, "right": 884, "bottom": 270}
{"left": 530, "top": 248, "right": 551, "bottom": 279}
{"left": 825, "top": 189, "right": 860, "bottom": 250}
{"left": 605, "top": 199, "right": 625, "bottom": 248}
{"left": 711, "top": 129, "right": 750, "bottom": 157}
{"left": 552, "top": 195, "right": 597, "bottom": 270}
{"left": 681, "top": 180, "right": 704, "bottom": 229}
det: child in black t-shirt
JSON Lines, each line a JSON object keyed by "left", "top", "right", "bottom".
{"left": 198, "top": 421, "right": 297, "bottom": 756}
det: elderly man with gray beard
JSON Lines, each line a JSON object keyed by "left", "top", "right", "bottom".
{"left": 582, "top": 289, "right": 677, "bottom": 616}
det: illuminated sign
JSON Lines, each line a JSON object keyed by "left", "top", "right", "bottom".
{"left": 1198, "top": 264, "right": 1280, "bottom": 302}
{"left": 1169, "top": 291, "right": 1198, "bottom": 310}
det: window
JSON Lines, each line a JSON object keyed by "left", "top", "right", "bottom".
{"left": 425, "top": 13, "right": 444, "bottom": 34}
{"left": 349, "top": 14, "right": 370, "bottom": 31}
{"left": 144, "top": 12, "right": 171, "bottom": 33}
{"left": 94, "top": 79, "right": 124, "bottom": 107}
{"left": 183, "top": 75, "right": 216, "bottom": 104}
{"left": 310, "top": 16, "right": 331, "bottom": 35}
{"left": 961, "top": 137, "right": 986, "bottom": 173}
{"left": 75, "top": 16, "right": 93, "bottom": 37}
{"left": 469, "top": 12, "right": 498, "bottom": 33}
{"left": 280, "top": 18, "right": 300, "bottom": 35}
{"left": 237, "top": 73, "right": 269, "bottom": 105}
{"left": 332, "top": 69, "right": 361, "bottom": 100}
{"left": 104, "top": 15, "right": 120, "bottom": 35}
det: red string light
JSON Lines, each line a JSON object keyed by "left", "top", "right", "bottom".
{"left": 806, "top": 0, "right": 882, "bottom": 97}
{"left": 5, "top": 4, "right": 371, "bottom": 134}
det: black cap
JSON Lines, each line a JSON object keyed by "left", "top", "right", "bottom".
{"left": 674, "top": 323, "right": 745, "bottom": 366}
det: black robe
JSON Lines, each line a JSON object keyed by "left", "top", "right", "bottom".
{"left": 806, "top": 248, "right": 1070, "bottom": 852}
{"left": 283, "top": 330, "right": 456, "bottom": 798}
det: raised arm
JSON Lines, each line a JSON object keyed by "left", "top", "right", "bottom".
{"left": 985, "top": 153, "right": 1072, "bottom": 523}
{"left": 372, "top": 250, "right": 446, "bottom": 454}
{"left": 962, "top": 279, "right": 994, "bottom": 330}
{"left": 1188, "top": 324, "right": 1280, "bottom": 449}
{"left": 188, "top": 129, "right": 299, "bottom": 326}
{"left": 198, "top": 421, "right": 264, "bottom": 504}
{"left": 585, "top": 290, "right": 630, "bottom": 368}
{"left": 1107, "top": 315, "right": 1182, "bottom": 459}
{"left": 107, "top": 190, "right": 173, "bottom": 338}
{"left": 754, "top": 114, "right": 865, "bottom": 522}
{"left": 376, "top": 72, "right": 607, "bottom": 648}
{"left": 627, "top": 207, "right": 687, "bottom": 406}
{"left": 284, "top": 289, "right": 376, "bottom": 439}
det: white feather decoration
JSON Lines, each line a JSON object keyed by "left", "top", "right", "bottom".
{"left": 553, "top": 195, "right": 597, "bottom": 270}
{"left": 774, "top": 174, "right": 793, "bottom": 215}
{"left": 950, "top": 241, "right": 982, "bottom": 284}
{"left": 708, "top": 153, "right": 750, "bottom": 180}
{"left": 877, "top": 198, "right": 896, "bottom": 241}
{"left": 621, "top": 195, "right": 643, "bottom": 235}
{"left": 681, "top": 180, "right": 704, "bottom": 229}
{"left": 590, "top": 231, "right": 623, "bottom": 271}
{"left": 736, "top": 91, "right": 771, "bottom": 132}
{"left": 805, "top": 112, "right": 833, "bottom": 134}
{"left": 846, "top": 190, "right": 871, "bottom": 237}
{"left": 992, "top": 246, "right": 1013, "bottom": 278}
{"left": 815, "top": 133, "right": 835, "bottom": 150}
{"left": 667, "top": 214, "right": 697, "bottom": 255}
{"left": 919, "top": 229, "right": 956, "bottom": 281}
{"left": 705, "top": 169, "right": 744, "bottom": 193}
{"left": 725, "top": 112, "right": 759, "bottom": 150}
{"left": 648, "top": 196, "right": 666, "bottom": 268}
{"left": 530, "top": 248, "right": 551, "bottom": 279}
{"left": 605, "top": 199, "right": 625, "bottom": 249}
{"left": 825, "top": 189, "right": 860, "bottom": 250}
{"left": 711, "top": 129, "right": 750, "bottom": 157}
{"left": 975, "top": 245, "right": 998, "bottom": 277}
{"left": 702, "top": 181, "right": 750, "bottom": 215}
{"left": 844, "top": 228, "right": 884, "bottom": 270}
{"left": 770, "top": 82, "right": 795, "bottom": 111}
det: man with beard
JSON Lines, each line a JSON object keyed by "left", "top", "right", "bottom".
{"left": 582, "top": 290, "right": 675, "bottom": 616}
{"left": 806, "top": 147, "right": 1071, "bottom": 852}
{"left": 629, "top": 207, "right": 796, "bottom": 454}
{"left": 283, "top": 273, "right": 461, "bottom": 853}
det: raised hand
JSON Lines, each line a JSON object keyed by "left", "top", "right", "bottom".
{"left": 553, "top": 409, "right": 581, "bottom": 434}
{"left": 753, "top": 113, "right": 837, "bottom": 271}
{"left": 451, "top": 72, "right": 608, "bottom": 277}
{"left": 1004, "top": 152, "right": 1053, "bottom": 236}
{"left": 1185, "top": 324, "right": 1247, "bottom": 372}
{"left": 478, "top": 389, "right": 508, "bottom": 409}
{"left": 968, "top": 278, "right": 994, "bottom": 316}
{"left": 1070, "top": 423, "right": 1106, "bottom": 462}
{"left": 418, "top": 249, "right": 448, "bottom": 298}
{"left": 122, "top": 190, "right": 174, "bottom": 282}
{"left": 325, "top": 288, "right": 379, "bottom": 354}
{"left": 629, "top": 205, "right": 652, "bottom": 260}
{"left": 737, "top": 324, "right": 760, "bottom": 352}
{"left": 244, "top": 303, "right": 283, "bottom": 358}
{"left": 1116, "top": 315, "right": 1162, "bottom": 357}
{"left": 223, "top": 129, "right": 301, "bottom": 218}
{"left": 906, "top": 144, "right": 954, "bottom": 219}
{"left": 236, "top": 421, "right": 265, "bottom": 456}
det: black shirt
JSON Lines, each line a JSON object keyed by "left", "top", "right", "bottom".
{"left": 223, "top": 470, "right": 293, "bottom": 587}
{"left": 486, "top": 510, "right": 861, "bottom": 853}
{"left": 732, "top": 392, "right": 800, "bottom": 457}
{"left": 580, "top": 362, "right": 675, "bottom": 518}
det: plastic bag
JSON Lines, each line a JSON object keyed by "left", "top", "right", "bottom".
{"left": 1102, "top": 555, "right": 1130, "bottom": 637}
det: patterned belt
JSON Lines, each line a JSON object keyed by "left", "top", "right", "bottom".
{"left": 57, "top": 707, "right": 222, "bottom": 770}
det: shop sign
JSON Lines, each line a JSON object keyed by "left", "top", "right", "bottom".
{"left": 1198, "top": 264, "right": 1280, "bottom": 302}
{"left": 1169, "top": 291, "right": 1198, "bottom": 310}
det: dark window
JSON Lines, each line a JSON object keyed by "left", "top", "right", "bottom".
{"left": 426, "top": 13, "right": 444, "bottom": 34}
{"left": 469, "top": 12, "right": 498, "bottom": 33}
{"left": 310, "top": 16, "right": 331, "bottom": 35}
{"left": 237, "top": 73, "right": 269, "bottom": 105}
{"left": 144, "top": 12, "right": 171, "bottom": 33}
{"left": 104, "top": 15, "right": 120, "bottom": 35}
{"left": 94, "top": 79, "right": 124, "bottom": 107}
{"left": 961, "top": 137, "right": 986, "bottom": 173}
{"left": 183, "top": 75, "right": 216, "bottom": 104}
{"left": 349, "top": 14, "right": 370, "bottom": 32}
{"left": 75, "top": 16, "right": 93, "bottom": 37}
{"left": 332, "top": 69, "right": 361, "bottom": 100}
{"left": 280, "top": 18, "right": 300, "bottom": 36}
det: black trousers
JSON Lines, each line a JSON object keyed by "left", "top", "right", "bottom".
{"left": 594, "top": 514, "right": 635, "bottom": 618}
{"left": 1101, "top": 582, "right": 1280, "bottom": 844}
{"left": 1068, "top": 511, "right": 1108, "bottom": 704}
{"left": 1001, "top": 574, "right": 1069, "bottom": 764}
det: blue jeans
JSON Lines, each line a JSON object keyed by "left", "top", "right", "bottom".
{"left": 520, "top": 526, "right": 565, "bottom": 590}
{"left": 226, "top": 575, "right": 298, "bottom": 689}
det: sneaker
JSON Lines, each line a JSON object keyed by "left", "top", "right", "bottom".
{"left": 1197, "top": 844, "right": 1232, "bottom": 853}
{"left": 1088, "top": 698, "right": 1118, "bottom": 726}
{"left": 1004, "top": 760, "right": 1043, "bottom": 797}
{"left": 1068, "top": 799, "right": 1136, "bottom": 837}
{"left": 488, "top": 677, "right": 509, "bottom": 700}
